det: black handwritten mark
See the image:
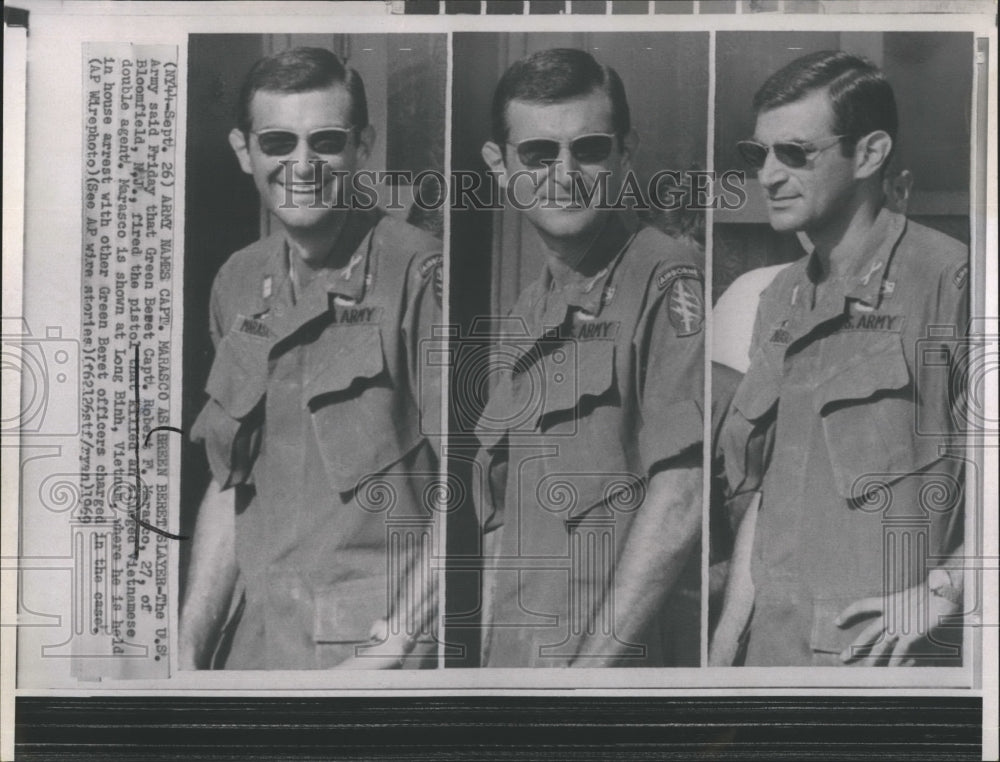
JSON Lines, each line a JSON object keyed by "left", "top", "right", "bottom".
{"left": 127, "top": 344, "right": 187, "bottom": 559}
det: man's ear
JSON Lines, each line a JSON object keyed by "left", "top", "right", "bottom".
{"left": 481, "top": 141, "right": 508, "bottom": 188}
{"left": 620, "top": 130, "right": 638, "bottom": 169}
{"left": 853, "top": 130, "right": 893, "bottom": 180}
{"left": 356, "top": 125, "right": 376, "bottom": 164}
{"left": 229, "top": 128, "right": 253, "bottom": 175}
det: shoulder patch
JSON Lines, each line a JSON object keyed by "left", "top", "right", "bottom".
{"left": 656, "top": 263, "right": 702, "bottom": 292}
{"left": 418, "top": 253, "right": 443, "bottom": 308}
{"left": 666, "top": 276, "right": 704, "bottom": 337}
{"left": 418, "top": 254, "right": 443, "bottom": 279}
{"left": 953, "top": 262, "right": 969, "bottom": 289}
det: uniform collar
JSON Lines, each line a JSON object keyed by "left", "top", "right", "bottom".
{"left": 775, "top": 207, "right": 905, "bottom": 348}
{"left": 541, "top": 212, "right": 637, "bottom": 319}
{"left": 804, "top": 205, "right": 906, "bottom": 309}
{"left": 263, "top": 209, "right": 381, "bottom": 346}
{"left": 840, "top": 206, "right": 905, "bottom": 309}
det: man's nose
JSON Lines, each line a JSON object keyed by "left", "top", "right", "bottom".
{"left": 548, "top": 144, "right": 578, "bottom": 188}
{"left": 757, "top": 149, "right": 787, "bottom": 191}
{"left": 290, "top": 139, "right": 324, "bottom": 180}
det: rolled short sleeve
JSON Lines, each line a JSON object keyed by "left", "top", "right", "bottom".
{"left": 402, "top": 249, "right": 444, "bottom": 456}
{"left": 635, "top": 263, "right": 705, "bottom": 477}
{"left": 208, "top": 276, "right": 226, "bottom": 351}
{"left": 935, "top": 258, "right": 970, "bottom": 434}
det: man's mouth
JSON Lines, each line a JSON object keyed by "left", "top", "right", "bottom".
{"left": 281, "top": 182, "right": 326, "bottom": 194}
{"left": 540, "top": 194, "right": 589, "bottom": 208}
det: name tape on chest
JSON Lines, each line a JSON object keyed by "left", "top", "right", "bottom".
{"left": 234, "top": 314, "right": 271, "bottom": 339}
{"left": 769, "top": 325, "right": 792, "bottom": 345}
{"left": 331, "top": 305, "right": 383, "bottom": 325}
{"left": 841, "top": 313, "right": 906, "bottom": 332}
{"left": 568, "top": 320, "right": 620, "bottom": 341}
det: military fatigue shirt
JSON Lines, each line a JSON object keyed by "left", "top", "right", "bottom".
{"left": 191, "top": 209, "right": 442, "bottom": 669}
{"left": 720, "top": 207, "right": 968, "bottom": 666}
{"left": 477, "top": 213, "right": 705, "bottom": 667}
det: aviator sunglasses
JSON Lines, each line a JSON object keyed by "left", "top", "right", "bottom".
{"left": 509, "top": 133, "right": 616, "bottom": 169}
{"left": 252, "top": 127, "right": 354, "bottom": 157}
{"left": 736, "top": 134, "right": 848, "bottom": 170}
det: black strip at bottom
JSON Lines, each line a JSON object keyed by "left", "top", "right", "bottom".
{"left": 16, "top": 695, "right": 981, "bottom": 761}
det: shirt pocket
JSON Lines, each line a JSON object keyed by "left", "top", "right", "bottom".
{"left": 721, "top": 349, "right": 781, "bottom": 494}
{"left": 194, "top": 328, "right": 269, "bottom": 485}
{"left": 813, "top": 333, "right": 933, "bottom": 500}
{"left": 313, "top": 576, "right": 391, "bottom": 650}
{"left": 305, "top": 324, "right": 419, "bottom": 493}
{"left": 206, "top": 328, "right": 269, "bottom": 419}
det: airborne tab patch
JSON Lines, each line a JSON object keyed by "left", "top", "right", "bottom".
{"left": 656, "top": 264, "right": 701, "bottom": 292}
{"left": 419, "top": 254, "right": 443, "bottom": 279}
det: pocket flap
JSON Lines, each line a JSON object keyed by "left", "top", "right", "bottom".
{"left": 205, "top": 329, "right": 269, "bottom": 420}
{"left": 813, "top": 333, "right": 909, "bottom": 413}
{"left": 304, "top": 324, "right": 385, "bottom": 402}
{"left": 732, "top": 349, "right": 781, "bottom": 422}
{"left": 314, "top": 577, "right": 391, "bottom": 644}
{"left": 539, "top": 339, "right": 614, "bottom": 421}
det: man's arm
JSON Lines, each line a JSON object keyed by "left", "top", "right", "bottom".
{"left": 708, "top": 491, "right": 760, "bottom": 666}
{"left": 178, "top": 480, "right": 237, "bottom": 670}
{"left": 570, "top": 454, "right": 702, "bottom": 667}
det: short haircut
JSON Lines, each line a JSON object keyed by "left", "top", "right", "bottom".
{"left": 236, "top": 47, "right": 368, "bottom": 133}
{"left": 490, "top": 48, "right": 630, "bottom": 148}
{"left": 753, "top": 50, "right": 898, "bottom": 156}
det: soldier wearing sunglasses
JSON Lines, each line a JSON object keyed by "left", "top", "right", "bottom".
{"left": 180, "top": 47, "right": 442, "bottom": 670}
{"left": 476, "top": 48, "right": 704, "bottom": 667}
{"left": 712, "top": 51, "right": 967, "bottom": 667}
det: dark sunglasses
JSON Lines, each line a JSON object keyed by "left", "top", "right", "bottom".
{"left": 252, "top": 127, "right": 354, "bottom": 157}
{"left": 509, "top": 133, "right": 616, "bottom": 169}
{"left": 736, "top": 134, "right": 848, "bottom": 170}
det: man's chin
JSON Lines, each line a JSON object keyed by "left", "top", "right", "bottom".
{"left": 528, "top": 207, "right": 605, "bottom": 243}
{"left": 272, "top": 208, "right": 346, "bottom": 233}
{"left": 765, "top": 211, "right": 803, "bottom": 233}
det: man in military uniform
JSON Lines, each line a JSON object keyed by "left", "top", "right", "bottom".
{"left": 179, "top": 47, "right": 442, "bottom": 670}
{"left": 476, "top": 48, "right": 704, "bottom": 667}
{"left": 713, "top": 51, "right": 967, "bottom": 667}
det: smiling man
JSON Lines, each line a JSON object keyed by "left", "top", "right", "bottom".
{"left": 179, "top": 47, "right": 442, "bottom": 670}
{"left": 712, "top": 51, "right": 967, "bottom": 667}
{"left": 475, "top": 48, "right": 704, "bottom": 668}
